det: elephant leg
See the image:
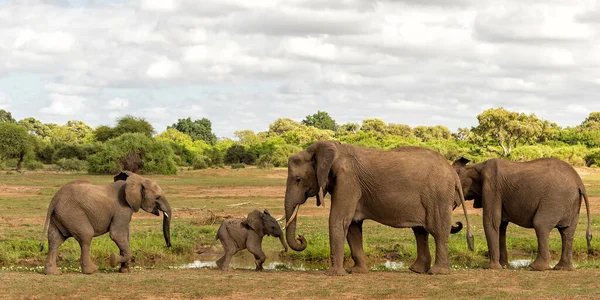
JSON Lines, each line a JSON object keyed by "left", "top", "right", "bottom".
{"left": 409, "top": 226, "right": 431, "bottom": 274}
{"left": 530, "top": 223, "right": 552, "bottom": 271}
{"left": 326, "top": 192, "right": 360, "bottom": 276}
{"left": 247, "top": 244, "right": 266, "bottom": 271}
{"left": 109, "top": 230, "right": 132, "bottom": 273}
{"left": 347, "top": 221, "right": 368, "bottom": 274}
{"left": 44, "top": 222, "right": 66, "bottom": 275}
{"left": 499, "top": 221, "right": 509, "bottom": 268}
{"left": 218, "top": 238, "right": 237, "bottom": 271}
{"left": 483, "top": 209, "right": 503, "bottom": 270}
{"left": 554, "top": 225, "right": 576, "bottom": 271}
{"left": 75, "top": 231, "right": 97, "bottom": 275}
{"left": 428, "top": 230, "right": 450, "bottom": 275}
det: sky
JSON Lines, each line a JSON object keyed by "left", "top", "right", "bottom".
{"left": 1, "top": 0, "right": 600, "bottom": 138}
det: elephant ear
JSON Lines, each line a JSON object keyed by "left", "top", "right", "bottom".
{"left": 243, "top": 210, "right": 264, "bottom": 236}
{"left": 452, "top": 156, "right": 471, "bottom": 172}
{"left": 307, "top": 140, "right": 339, "bottom": 207}
{"left": 122, "top": 171, "right": 144, "bottom": 212}
{"left": 114, "top": 171, "right": 130, "bottom": 182}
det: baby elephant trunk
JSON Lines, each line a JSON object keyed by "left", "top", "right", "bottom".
{"left": 278, "top": 234, "right": 288, "bottom": 252}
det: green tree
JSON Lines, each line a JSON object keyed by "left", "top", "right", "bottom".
{"left": 361, "top": 119, "right": 387, "bottom": 134}
{"left": 94, "top": 125, "right": 116, "bottom": 142}
{"left": 302, "top": 110, "right": 338, "bottom": 131}
{"left": 234, "top": 130, "right": 261, "bottom": 145}
{"left": 387, "top": 123, "right": 413, "bottom": 138}
{"left": 581, "top": 112, "right": 600, "bottom": 130}
{"left": 336, "top": 122, "right": 359, "bottom": 136}
{"left": 268, "top": 118, "right": 300, "bottom": 136}
{"left": 18, "top": 117, "right": 50, "bottom": 137}
{"left": 0, "top": 123, "right": 33, "bottom": 171}
{"left": 113, "top": 115, "right": 154, "bottom": 137}
{"left": 170, "top": 117, "right": 217, "bottom": 145}
{"left": 0, "top": 109, "right": 16, "bottom": 123}
{"left": 472, "top": 107, "right": 543, "bottom": 157}
{"left": 413, "top": 125, "right": 452, "bottom": 142}
{"left": 224, "top": 144, "right": 256, "bottom": 165}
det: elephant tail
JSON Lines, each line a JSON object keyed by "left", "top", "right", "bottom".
{"left": 39, "top": 199, "right": 56, "bottom": 252}
{"left": 197, "top": 224, "right": 222, "bottom": 254}
{"left": 581, "top": 187, "right": 593, "bottom": 255}
{"left": 456, "top": 181, "right": 474, "bottom": 252}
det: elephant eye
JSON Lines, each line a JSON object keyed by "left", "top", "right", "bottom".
{"left": 155, "top": 196, "right": 161, "bottom": 200}
{"left": 296, "top": 178, "right": 302, "bottom": 183}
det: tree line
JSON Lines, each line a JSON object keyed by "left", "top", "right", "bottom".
{"left": 0, "top": 108, "right": 599, "bottom": 174}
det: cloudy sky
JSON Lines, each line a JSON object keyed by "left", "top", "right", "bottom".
{"left": 1, "top": 0, "right": 599, "bottom": 138}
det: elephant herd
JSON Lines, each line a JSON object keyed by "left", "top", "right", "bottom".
{"left": 38, "top": 140, "right": 593, "bottom": 276}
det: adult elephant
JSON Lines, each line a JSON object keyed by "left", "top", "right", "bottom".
{"left": 452, "top": 157, "right": 592, "bottom": 271}
{"left": 39, "top": 171, "right": 172, "bottom": 275}
{"left": 284, "top": 141, "right": 473, "bottom": 275}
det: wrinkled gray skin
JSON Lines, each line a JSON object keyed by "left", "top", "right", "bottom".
{"left": 453, "top": 157, "right": 593, "bottom": 271}
{"left": 216, "top": 209, "right": 287, "bottom": 271}
{"left": 39, "top": 171, "right": 172, "bottom": 275}
{"left": 285, "top": 141, "right": 472, "bottom": 276}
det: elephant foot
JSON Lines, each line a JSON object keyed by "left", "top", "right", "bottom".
{"left": 255, "top": 265, "right": 264, "bottom": 271}
{"left": 43, "top": 266, "right": 61, "bottom": 275}
{"left": 119, "top": 266, "right": 131, "bottom": 273}
{"left": 553, "top": 262, "right": 575, "bottom": 271}
{"left": 409, "top": 262, "right": 430, "bottom": 274}
{"left": 530, "top": 259, "right": 551, "bottom": 271}
{"left": 109, "top": 254, "right": 118, "bottom": 268}
{"left": 484, "top": 262, "right": 503, "bottom": 270}
{"left": 82, "top": 263, "right": 98, "bottom": 275}
{"left": 325, "top": 267, "right": 348, "bottom": 276}
{"left": 350, "top": 265, "right": 369, "bottom": 274}
{"left": 427, "top": 265, "right": 451, "bottom": 275}
{"left": 219, "top": 266, "right": 230, "bottom": 272}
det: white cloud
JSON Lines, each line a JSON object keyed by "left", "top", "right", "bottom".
{"left": 0, "top": 90, "right": 11, "bottom": 109}
{"left": 0, "top": 0, "right": 599, "bottom": 137}
{"left": 40, "top": 94, "right": 86, "bottom": 116}
{"left": 107, "top": 98, "right": 129, "bottom": 110}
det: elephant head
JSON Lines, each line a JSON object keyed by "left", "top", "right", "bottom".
{"left": 243, "top": 209, "right": 288, "bottom": 252}
{"left": 452, "top": 157, "right": 483, "bottom": 209}
{"left": 114, "top": 171, "right": 172, "bottom": 247}
{"left": 284, "top": 140, "right": 339, "bottom": 252}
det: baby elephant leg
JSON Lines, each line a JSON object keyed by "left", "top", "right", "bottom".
{"left": 247, "top": 236, "right": 266, "bottom": 271}
{"left": 217, "top": 234, "right": 238, "bottom": 271}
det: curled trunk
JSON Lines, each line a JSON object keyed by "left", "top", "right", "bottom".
{"left": 285, "top": 198, "right": 307, "bottom": 251}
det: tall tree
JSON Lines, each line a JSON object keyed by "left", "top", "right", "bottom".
{"left": 114, "top": 115, "right": 154, "bottom": 137}
{"left": 472, "top": 107, "right": 543, "bottom": 157}
{"left": 170, "top": 117, "right": 217, "bottom": 145}
{"left": 0, "top": 109, "right": 16, "bottom": 123}
{"left": 302, "top": 110, "right": 338, "bottom": 131}
{"left": 0, "top": 123, "right": 33, "bottom": 171}
{"left": 581, "top": 112, "right": 600, "bottom": 131}
{"left": 268, "top": 118, "right": 300, "bottom": 136}
{"left": 360, "top": 118, "right": 387, "bottom": 134}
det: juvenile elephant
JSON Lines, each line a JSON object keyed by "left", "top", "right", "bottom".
{"left": 285, "top": 141, "right": 473, "bottom": 275}
{"left": 39, "top": 171, "right": 172, "bottom": 275}
{"left": 453, "top": 157, "right": 592, "bottom": 271}
{"left": 216, "top": 209, "right": 288, "bottom": 271}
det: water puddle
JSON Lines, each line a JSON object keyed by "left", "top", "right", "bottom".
{"left": 509, "top": 259, "right": 532, "bottom": 268}
{"left": 183, "top": 250, "right": 406, "bottom": 271}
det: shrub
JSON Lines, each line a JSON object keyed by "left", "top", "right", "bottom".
{"left": 192, "top": 155, "right": 209, "bottom": 170}
{"left": 231, "top": 163, "right": 245, "bottom": 169}
{"left": 87, "top": 133, "right": 177, "bottom": 175}
{"left": 225, "top": 144, "right": 256, "bottom": 165}
{"left": 56, "top": 158, "right": 88, "bottom": 171}
{"left": 24, "top": 159, "right": 44, "bottom": 170}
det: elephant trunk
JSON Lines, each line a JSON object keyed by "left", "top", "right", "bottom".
{"left": 279, "top": 234, "right": 288, "bottom": 252}
{"left": 285, "top": 191, "right": 307, "bottom": 252}
{"left": 160, "top": 200, "right": 172, "bottom": 248}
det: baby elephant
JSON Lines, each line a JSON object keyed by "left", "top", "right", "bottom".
{"left": 216, "top": 209, "right": 288, "bottom": 271}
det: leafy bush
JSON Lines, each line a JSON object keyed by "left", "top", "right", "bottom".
{"left": 204, "top": 147, "right": 224, "bottom": 167}
{"left": 257, "top": 144, "right": 302, "bottom": 168}
{"left": 24, "top": 159, "right": 44, "bottom": 170}
{"left": 224, "top": 144, "right": 256, "bottom": 165}
{"left": 585, "top": 148, "right": 600, "bottom": 167}
{"left": 56, "top": 158, "right": 88, "bottom": 171}
{"left": 192, "top": 155, "right": 209, "bottom": 170}
{"left": 230, "top": 163, "right": 245, "bottom": 169}
{"left": 87, "top": 133, "right": 177, "bottom": 175}
{"left": 53, "top": 142, "right": 99, "bottom": 162}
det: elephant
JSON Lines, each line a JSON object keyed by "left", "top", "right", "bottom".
{"left": 215, "top": 209, "right": 288, "bottom": 271}
{"left": 452, "top": 157, "right": 593, "bottom": 271}
{"left": 39, "top": 171, "right": 172, "bottom": 275}
{"left": 284, "top": 141, "right": 473, "bottom": 275}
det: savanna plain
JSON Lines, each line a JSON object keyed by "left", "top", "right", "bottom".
{"left": 2, "top": 167, "right": 600, "bottom": 299}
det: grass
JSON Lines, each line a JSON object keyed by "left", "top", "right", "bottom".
{"left": 1, "top": 167, "right": 600, "bottom": 298}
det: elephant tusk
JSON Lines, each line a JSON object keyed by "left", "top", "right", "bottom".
{"left": 164, "top": 212, "right": 169, "bottom": 218}
{"left": 284, "top": 205, "right": 300, "bottom": 230}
